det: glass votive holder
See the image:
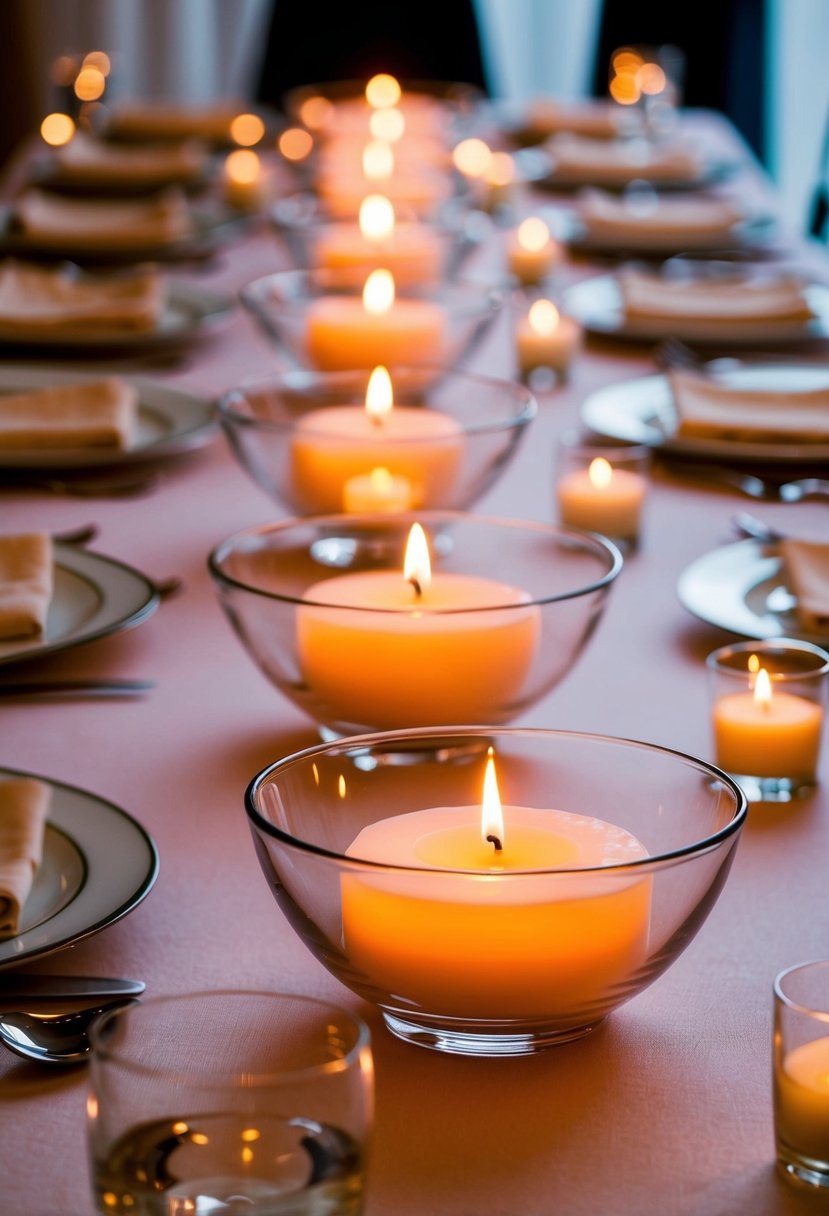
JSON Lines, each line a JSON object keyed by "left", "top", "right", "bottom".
{"left": 505, "top": 216, "right": 562, "bottom": 288}
{"left": 515, "top": 297, "right": 583, "bottom": 387}
{"left": 707, "top": 638, "right": 829, "bottom": 803}
{"left": 554, "top": 432, "right": 651, "bottom": 548}
{"left": 774, "top": 961, "right": 829, "bottom": 1189}
{"left": 87, "top": 991, "right": 374, "bottom": 1215}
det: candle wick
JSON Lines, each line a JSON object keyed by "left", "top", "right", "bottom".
{"left": 486, "top": 833, "right": 503, "bottom": 853}
{"left": 408, "top": 577, "right": 422, "bottom": 598}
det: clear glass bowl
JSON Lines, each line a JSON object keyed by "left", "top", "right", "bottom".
{"left": 240, "top": 269, "right": 504, "bottom": 372}
{"left": 208, "top": 513, "right": 622, "bottom": 736}
{"left": 217, "top": 368, "right": 536, "bottom": 514}
{"left": 269, "top": 193, "right": 487, "bottom": 284}
{"left": 245, "top": 726, "right": 747, "bottom": 1056}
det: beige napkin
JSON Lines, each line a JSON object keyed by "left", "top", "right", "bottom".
{"left": 781, "top": 540, "right": 829, "bottom": 632}
{"left": 621, "top": 269, "right": 813, "bottom": 322}
{"left": 0, "top": 533, "right": 53, "bottom": 640}
{"left": 548, "top": 133, "right": 701, "bottom": 184}
{"left": 0, "top": 377, "right": 138, "bottom": 451}
{"left": 669, "top": 368, "right": 829, "bottom": 443}
{"left": 15, "top": 188, "right": 193, "bottom": 250}
{"left": 580, "top": 189, "right": 743, "bottom": 247}
{"left": 108, "top": 101, "right": 240, "bottom": 143}
{"left": 55, "top": 131, "right": 207, "bottom": 187}
{"left": 0, "top": 778, "right": 50, "bottom": 937}
{"left": 525, "top": 98, "right": 639, "bottom": 139}
{"left": 0, "top": 260, "right": 164, "bottom": 335}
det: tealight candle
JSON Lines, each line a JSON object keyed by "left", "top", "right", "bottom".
{"left": 291, "top": 366, "right": 463, "bottom": 512}
{"left": 707, "top": 640, "right": 828, "bottom": 801}
{"left": 223, "top": 148, "right": 270, "bottom": 210}
{"left": 516, "top": 299, "right": 582, "bottom": 379}
{"left": 482, "top": 150, "right": 516, "bottom": 213}
{"left": 314, "top": 194, "right": 444, "bottom": 286}
{"left": 774, "top": 960, "right": 829, "bottom": 1187}
{"left": 297, "top": 523, "right": 541, "bottom": 728}
{"left": 306, "top": 269, "right": 447, "bottom": 371}
{"left": 341, "top": 748, "right": 652, "bottom": 1018}
{"left": 556, "top": 454, "right": 647, "bottom": 543}
{"left": 507, "top": 217, "right": 561, "bottom": 286}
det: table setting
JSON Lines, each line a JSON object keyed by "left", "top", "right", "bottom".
{"left": 1, "top": 57, "right": 829, "bottom": 1216}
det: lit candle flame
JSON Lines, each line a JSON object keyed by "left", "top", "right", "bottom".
{"left": 362, "top": 139, "right": 394, "bottom": 180}
{"left": 362, "top": 268, "right": 395, "bottom": 316}
{"left": 486, "top": 151, "right": 515, "bottom": 188}
{"left": 82, "top": 50, "right": 111, "bottom": 76}
{"left": 404, "top": 523, "right": 431, "bottom": 598}
{"left": 748, "top": 654, "right": 760, "bottom": 673}
{"left": 528, "top": 299, "right": 560, "bottom": 336}
{"left": 365, "top": 366, "right": 393, "bottom": 422}
{"left": 370, "top": 107, "right": 405, "bottom": 142}
{"left": 40, "top": 112, "right": 76, "bottom": 147}
{"left": 230, "top": 112, "right": 265, "bottom": 146}
{"left": 74, "top": 65, "right": 106, "bottom": 102}
{"left": 359, "top": 194, "right": 395, "bottom": 241}
{"left": 517, "top": 217, "right": 550, "bottom": 253}
{"left": 366, "top": 73, "right": 402, "bottom": 109}
{"left": 588, "top": 457, "right": 613, "bottom": 490}
{"left": 638, "top": 62, "right": 667, "bottom": 96}
{"left": 754, "top": 666, "right": 772, "bottom": 711}
{"left": 452, "top": 138, "right": 492, "bottom": 178}
{"left": 278, "top": 126, "right": 313, "bottom": 161}
{"left": 298, "top": 95, "right": 333, "bottom": 131}
{"left": 225, "top": 148, "right": 261, "bottom": 184}
{"left": 481, "top": 747, "right": 504, "bottom": 853}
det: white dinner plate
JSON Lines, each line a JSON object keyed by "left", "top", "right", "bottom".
{"left": 677, "top": 538, "right": 828, "bottom": 644}
{"left": 565, "top": 274, "right": 829, "bottom": 346}
{"left": 580, "top": 363, "right": 829, "bottom": 465}
{"left": 539, "top": 151, "right": 736, "bottom": 194}
{"left": 0, "top": 202, "right": 248, "bottom": 264}
{"left": 552, "top": 209, "right": 774, "bottom": 256}
{"left": 0, "top": 767, "right": 158, "bottom": 968}
{"left": 0, "top": 279, "right": 233, "bottom": 355}
{"left": 0, "top": 542, "right": 159, "bottom": 669}
{"left": 0, "top": 366, "right": 217, "bottom": 468}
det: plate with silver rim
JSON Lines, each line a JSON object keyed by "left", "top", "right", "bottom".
{"left": 0, "top": 542, "right": 159, "bottom": 669}
{"left": 0, "top": 366, "right": 217, "bottom": 469}
{"left": 0, "top": 279, "right": 233, "bottom": 355}
{"left": 0, "top": 767, "right": 158, "bottom": 968}
{"left": 677, "top": 538, "right": 828, "bottom": 643}
{"left": 564, "top": 273, "right": 829, "bottom": 344}
{"left": 580, "top": 362, "right": 829, "bottom": 465}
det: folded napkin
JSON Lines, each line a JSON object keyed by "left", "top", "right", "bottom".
{"left": 526, "top": 98, "right": 640, "bottom": 139}
{"left": 15, "top": 188, "right": 193, "bottom": 250}
{"left": 621, "top": 269, "right": 814, "bottom": 323}
{"left": 669, "top": 368, "right": 829, "bottom": 443}
{"left": 0, "top": 260, "right": 164, "bottom": 335}
{"left": 580, "top": 189, "right": 743, "bottom": 247}
{"left": 0, "top": 533, "right": 53, "bottom": 640}
{"left": 0, "top": 778, "right": 50, "bottom": 937}
{"left": 781, "top": 540, "right": 829, "bottom": 633}
{"left": 0, "top": 377, "right": 138, "bottom": 451}
{"left": 108, "top": 101, "right": 240, "bottom": 143}
{"left": 548, "top": 133, "right": 701, "bottom": 184}
{"left": 55, "top": 131, "right": 207, "bottom": 187}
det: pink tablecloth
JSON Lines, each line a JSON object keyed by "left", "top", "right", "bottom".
{"left": 1, "top": 113, "right": 829, "bottom": 1216}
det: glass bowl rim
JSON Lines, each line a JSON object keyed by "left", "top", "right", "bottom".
{"left": 216, "top": 366, "right": 538, "bottom": 439}
{"left": 240, "top": 267, "right": 506, "bottom": 314}
{"left": 88, "top": 988, "right": 371, "bottom": 1084}
{"left": 208, "top": 512, "right": 624, "bottom": 611}
{"left": 244, "top": 725, "right": 747, "bottom": 873}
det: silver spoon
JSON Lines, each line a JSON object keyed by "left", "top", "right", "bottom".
{"left": 0, "top": 997, "right": 137, "bottom": 1066}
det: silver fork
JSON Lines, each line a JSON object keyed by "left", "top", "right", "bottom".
{"left": 668, "top": 464, "right": 829, "bottom": 501}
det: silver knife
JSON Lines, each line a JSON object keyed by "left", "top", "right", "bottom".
{"left": 0, "top": 975, "right": 145, "bottom": 1000}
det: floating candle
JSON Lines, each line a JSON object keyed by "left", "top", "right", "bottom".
{"left": 306, "top": 269, "right": 447, "bottom": 371}
{"left": 713, "top": 664, "right": 823, "bottom": 779}
{"left": 297, "top": 523, "right": 540, "bottom": 728}
{"left": 341, "top": 748, "right": 652, "bottom": 1018}
{"left": 291, "top": 366, "right": 462, "bottom": 512}
{"left": 314, "top": 194, "right": 443, "bottom": 286}
{"left": 557, "top": 455, "right": 646, "bottom": 542}
{"left": 516, "top": 299, "right": 582, "bottom": 378}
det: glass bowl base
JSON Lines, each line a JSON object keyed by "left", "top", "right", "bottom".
{"left": 381, "top": 1010, "right": 605, "bottom": 1056}
{"left": 726, "top": 773, "right": 816, "bottom": 804}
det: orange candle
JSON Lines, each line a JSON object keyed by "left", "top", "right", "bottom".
{"left": 507, "top": 217, "right": 560, "bottom": 285}
{"left": 713, "top": 667, "right": 823, "bottom": 778}
{"left": 516, "top": 299, "right": 582, "bottom": 377}
{"left": 341, "top": 749, "right": 652, "bottom": 1018}
{"left": 297, "top": 523, "right": 540, "bottom": 728}
{"left": 557, "top": 456, "right": 646, "bottom": 542}
{"left": 314, "top": 194, "right": 444, "bottom": 286}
